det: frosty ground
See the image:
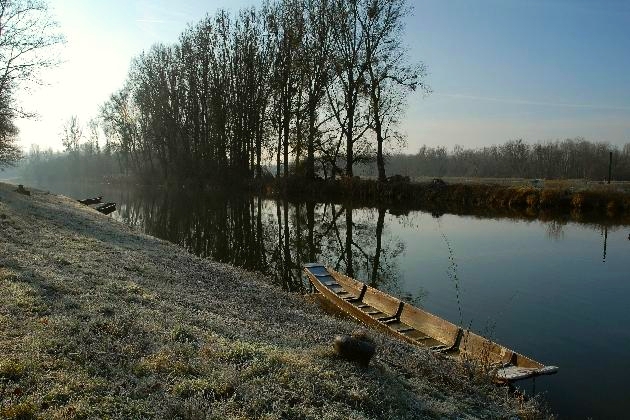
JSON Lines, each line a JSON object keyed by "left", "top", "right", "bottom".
{"left": 0, "top": 182, "right": 547, "bottom": 419}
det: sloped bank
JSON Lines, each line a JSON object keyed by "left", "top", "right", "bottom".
{"left": 0, "top": 182, "right": 548, "bottom": 419}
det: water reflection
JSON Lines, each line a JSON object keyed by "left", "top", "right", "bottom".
{"left": 601, "top": 226, "right": 608, "bottom": 263}
{"left": 113, "top": 188, "right": 411, "bottom": 299}
{"left": 545, "top": 219, "right": 565, "bottom": 241}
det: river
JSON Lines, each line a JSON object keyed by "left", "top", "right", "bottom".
{"left": 16, "top": 181, "right": 630, "bottom": 418}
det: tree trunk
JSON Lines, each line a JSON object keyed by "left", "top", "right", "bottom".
{"left": 276, "top": 122, "right": 282, "bottom": 178}
{"left": 345, "top": 75, "right": 355, "bottom": 177}
{"left": 306, "top": 108, "right": 316, "bottom": 180}
{"left": 376, "top": 128, "right": 386, "bottom": 182}
{"left": 283, "top": 90, "right": 290, "bottom": 178}
{"left": 345, "top": 115, "right": 354, "bottom": 177}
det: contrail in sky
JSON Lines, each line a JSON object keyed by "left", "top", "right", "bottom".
{"left": 135, "top": 1, "right": 195, "bottom": 30}
{"left": 437, "top": 93, "right": 630, "bottom": 112}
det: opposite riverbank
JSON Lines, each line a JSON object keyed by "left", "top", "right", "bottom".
{"left": 0, "top": 182, "right": 548, "bottom": 419}
{"left": 263, "top": 176, "right": 630, "bottom": 219}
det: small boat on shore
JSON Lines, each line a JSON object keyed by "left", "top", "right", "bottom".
{"left": 78, "top": 196, "right": 103, "bottom": 205}
{"left": 95, "top": 202, "right": 116, "bottom": 215}
{"left": 304, "top": 263, "right": 558, "bottom": 383}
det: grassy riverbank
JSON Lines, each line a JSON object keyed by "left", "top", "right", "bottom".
{"left": 0, "top": 182, "right": 549, "bottom": 419}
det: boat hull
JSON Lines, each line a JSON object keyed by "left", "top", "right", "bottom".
{"left": 304, "top": 263, "right": 558, "bottom": 383}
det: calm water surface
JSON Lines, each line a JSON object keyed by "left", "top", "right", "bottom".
{"left": 21, "top": 182, "right": 630, "bottom": 418}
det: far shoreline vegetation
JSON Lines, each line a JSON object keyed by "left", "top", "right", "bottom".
{"left": 9, "top": 137, "right": 630, "bottom": 220}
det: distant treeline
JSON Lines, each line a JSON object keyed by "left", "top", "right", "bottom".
{"left": 18, "top": 143, "right": 121, "bottom": 184}
{"left": 17, "top": 137, "right": 630, "bottom": 185}
{"left": 99, "top": 0, "right": 424, "bottom": 184}
{"left": 356, "top": 138, "right": 630, "bottom": 181}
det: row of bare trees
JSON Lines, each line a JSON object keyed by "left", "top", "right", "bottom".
{"left": 367, "top": 138, "right": 630, "bottom": 180}
{"left": 100, "top": 0, "right": 426, "bottom": 184}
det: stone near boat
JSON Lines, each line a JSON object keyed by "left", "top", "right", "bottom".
{"left": 333, "top": 329, "right": 377, "bottom": 367}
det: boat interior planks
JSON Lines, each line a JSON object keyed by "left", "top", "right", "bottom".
{"left": 304, "top": 263, "right": 558, "bottom": 384}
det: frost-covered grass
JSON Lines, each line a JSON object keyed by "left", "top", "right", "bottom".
{"left": 0, "top": 182, "right": 550, "bottom": 419}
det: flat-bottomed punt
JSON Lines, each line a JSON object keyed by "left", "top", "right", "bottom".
{"left": 304, "top": 264, "right": 558, "bottom": 383}
{"left": 78, "top": 196, "right": 103, "bottom": 205}
{"left": 95, "top": 202, "right": 116, "bottom": 215}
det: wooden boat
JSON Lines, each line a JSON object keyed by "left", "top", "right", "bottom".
{"left": 15, "top": 185, "right": 31, "bottom": 196}
{"left": 95, "top": 202, "right": 116, "bottom": 215}
{"left": 304, "top": 263, "right": 558, "bottom": 383}
{"left": 78, "top": 196, "right": 103, "bottom": 205}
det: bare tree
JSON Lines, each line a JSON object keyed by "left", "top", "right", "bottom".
{"left": 327, "top": 0, "right": 371, "bottom": 178}
{"left": 301, "top": 0, "right": 333, "bottom": 180}
{"left": 61, "top": 115, "right": 82, "bottom": 152}
{"left": 268, "top": 0, "right": 305, "bottom": 178}
{"left": 360, "top": 0, "right": 429, "bottom": 181}
{"left": 87, "top": 118, "right": 101, "bottom": 154}
{"left": 0, "top": 0, "right": 63, "bottom": 166}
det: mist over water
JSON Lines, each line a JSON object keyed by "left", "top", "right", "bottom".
{"left": 14, "top": 180, "right": 630, "bottom": 418}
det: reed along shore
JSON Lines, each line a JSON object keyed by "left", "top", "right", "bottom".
{"left": 0, "top": 182, "right": 549, "bottom": 419}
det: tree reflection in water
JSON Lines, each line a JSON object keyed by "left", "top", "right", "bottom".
{"left": 114, "top": 187, "right": 414, "bottom": 299}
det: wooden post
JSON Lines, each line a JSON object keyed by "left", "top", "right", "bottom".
{"left": 608, "top": 151, "right": 613, "bottom": 184}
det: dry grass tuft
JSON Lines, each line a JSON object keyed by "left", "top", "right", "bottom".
{"left": 0, "top": 360, "right": 26, "bottom": 381}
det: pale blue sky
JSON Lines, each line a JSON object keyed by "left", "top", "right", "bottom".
{"left": 15, "top": 0, "right": 630, "bottom": 152}
{"left": 406, "top": 0, "right": 630, "bottom": 149}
